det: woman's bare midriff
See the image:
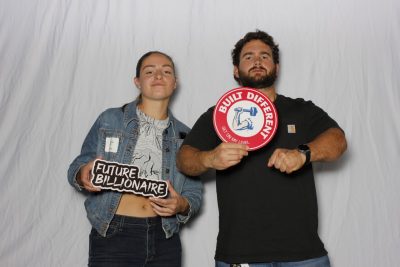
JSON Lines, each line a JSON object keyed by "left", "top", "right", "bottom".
{"left": 116, "top": 194, "right": 157, "bottom": 217}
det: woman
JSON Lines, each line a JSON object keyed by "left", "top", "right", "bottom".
{"left": 68, "top": 51, "right": 202, "bottom": 266}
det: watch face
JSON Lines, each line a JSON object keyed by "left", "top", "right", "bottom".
{"left": 298, "top": 144, "right": 310, "bottom": 152}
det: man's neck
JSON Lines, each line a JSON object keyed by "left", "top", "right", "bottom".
{"left": 255, "top": 86, "right": 277, "bottom": 102}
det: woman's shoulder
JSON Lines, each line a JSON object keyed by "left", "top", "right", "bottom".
{"left": 96, "top": 102, "right": 135, "bottom": 125}
{"left": 172, "top": 117, "right": 190, "bottom": 134}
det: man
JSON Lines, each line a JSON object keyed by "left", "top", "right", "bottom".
{"left": 176, "top": 30, "right": 347, "bottom": 266}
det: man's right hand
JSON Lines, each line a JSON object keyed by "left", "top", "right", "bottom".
{"left": 204, "top": 143, "right": 249, "bottom": 170}
{"left": 77, "top": 160, "right": 101, "bottom": 192}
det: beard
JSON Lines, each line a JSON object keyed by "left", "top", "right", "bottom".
{"left": 237, "top": 66, "right": 277, "bottom": 89}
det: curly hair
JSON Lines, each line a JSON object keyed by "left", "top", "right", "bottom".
{"left": 231, "top": 30, "right": 280, "bottom": 67}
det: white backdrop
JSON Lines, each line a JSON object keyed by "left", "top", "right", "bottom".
{"left": 1, "top": 0, "right": 399, "bottom": 266}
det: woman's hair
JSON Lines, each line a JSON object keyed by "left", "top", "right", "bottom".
{"left": 135, "top": 51, "right": 176, "bottom": 104}
{"left": 136, "top": 51, "right": 175, "bottom": 77}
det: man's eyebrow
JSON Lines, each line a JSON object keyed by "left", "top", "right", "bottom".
{"left": 241, "top": 52, "right": 254, "bottom": 58}
{"left": 242, "top": 51, "right": 271, "bottom": 58}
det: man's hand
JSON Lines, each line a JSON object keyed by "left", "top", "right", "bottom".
{"left": 177, "top": 143, "right": 249, "bottom": 176}
{"left": 267, "top": 148, "right": 306, "bottom": 174}
{"left": 77, "top": 160, "right": 101, "bottom": 192}
{"left": 149, "top": 181, "right": 189, "bottom": 216}
{"left": 204, "top": 143, "right": 249, "bottom": 170}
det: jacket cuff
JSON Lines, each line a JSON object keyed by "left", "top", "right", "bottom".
{"left": 176, "top": 198, "right": 193, "bottom": 224}
{"left": 72, "top": 164, "right": 86, "bottom": 191}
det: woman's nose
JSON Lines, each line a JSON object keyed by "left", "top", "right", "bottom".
{"left": 154, "top": 70, "right": 163, "bottom": 79}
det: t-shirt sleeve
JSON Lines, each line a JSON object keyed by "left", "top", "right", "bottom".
{"left": 182, "top": 107, "right": 221, "bottom": 151}
{"left": 305, "top": 101, "right": 342, "bottom": 142}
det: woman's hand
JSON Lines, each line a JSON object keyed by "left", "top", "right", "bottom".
{"left": 149, "top": 180, "right": 189, "bottom": 216}
{"left": 77, "top": 160, "right": 101, "bottom": 192}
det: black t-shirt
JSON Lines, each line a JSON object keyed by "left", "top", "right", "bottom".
{"left": 183, "top": 94, "right": 341, "bottom": 263}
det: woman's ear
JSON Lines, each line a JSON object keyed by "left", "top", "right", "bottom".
{"left": 174, "top": 77, "right": 178, "bottom": 90}
{"left": 133, "top": 77, "right": 141, "bottom": 89}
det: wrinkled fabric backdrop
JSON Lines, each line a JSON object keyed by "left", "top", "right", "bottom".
{"left": 1, "top": 0, "right": 399, "bottom": 266}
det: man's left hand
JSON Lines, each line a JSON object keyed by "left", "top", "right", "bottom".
{"left": 267, "top": 148, "right": 306, "bottom": 174}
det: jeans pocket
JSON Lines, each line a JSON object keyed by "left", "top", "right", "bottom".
{"left": 90, "top": 221, "right": 120, "bottom": 240}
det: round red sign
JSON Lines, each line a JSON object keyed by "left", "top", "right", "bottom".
{"left": 213, "top": 87, "right": 278, "bottom": 150}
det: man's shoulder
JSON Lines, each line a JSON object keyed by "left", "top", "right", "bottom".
{"left": 278, "top": 95, "right": 317, "bottom": 109}
{"left": 205, "top": 105, "right": 216, "bottom": 112}
{"left": 203, "top": 105, "right": 216, "bottom": 117}
{"left": 193, "top": 106, "right": 216, "bottom": 125}
{"left": 279, "top": 94, "right": 309, "bottom": 104}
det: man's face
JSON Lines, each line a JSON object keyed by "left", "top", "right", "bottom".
{"left": 234, "top": 39, "right": 279, "bottom": 89}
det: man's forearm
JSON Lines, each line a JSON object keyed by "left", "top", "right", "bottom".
{"left": 309, "top": 127, "right": 347, "bottom": 162}
{"left": 177, "top": 145, "right": 211, "bottom": 176}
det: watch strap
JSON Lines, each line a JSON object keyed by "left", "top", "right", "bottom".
{"left": 297, "top": 144, "right": 311, "bottom": 165}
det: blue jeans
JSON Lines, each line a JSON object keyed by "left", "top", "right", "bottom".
{"left": 215, "top": 255, "right": 330, "bottom": 267}
{"left": 89, "top": 215, "right": 181, "bottom": 267}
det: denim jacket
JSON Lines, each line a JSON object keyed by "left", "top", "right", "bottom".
{"left": 68, "top": 100, "right": 202, "bottom": 238}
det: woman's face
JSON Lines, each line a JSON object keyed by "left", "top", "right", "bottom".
{"left": 134, "top": 53, "right": 177, "bottom": 102}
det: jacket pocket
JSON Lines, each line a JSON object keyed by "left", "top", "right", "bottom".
{"left": 97, "top": 128, "right": 125, "bottom": 162}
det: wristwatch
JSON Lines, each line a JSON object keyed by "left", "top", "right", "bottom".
{"left": 297, "top": 144, "right": 311, "bottom": 165}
